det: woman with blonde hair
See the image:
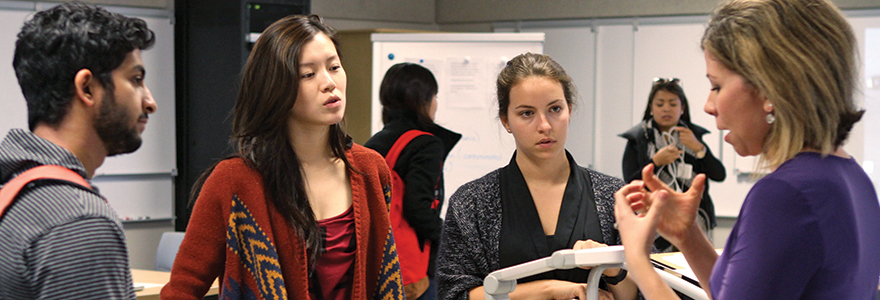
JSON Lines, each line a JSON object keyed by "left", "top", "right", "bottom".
{"left": 614, "top": 0, "right": 880, "bottom": 299}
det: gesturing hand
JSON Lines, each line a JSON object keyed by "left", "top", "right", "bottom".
{"left": 616, "top": 164, "right": 705, "bottom": 247}
{"left": 614, "top": 180, "right": 664, "bottom": 259}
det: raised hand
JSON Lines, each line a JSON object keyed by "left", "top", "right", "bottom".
{"left": 614, "top": 181, "right": 665, "bottom": 257}
{"left": 640, "top": 164, "right": 705, "bottom": 245}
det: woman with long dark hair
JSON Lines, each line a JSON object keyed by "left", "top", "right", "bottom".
{"left": 162, "top": 15, "right": 403, "bottom": 300}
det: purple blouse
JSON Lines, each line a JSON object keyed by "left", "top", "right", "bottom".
{"left": 710, "top": 153, "right": 880, "bottom": 299}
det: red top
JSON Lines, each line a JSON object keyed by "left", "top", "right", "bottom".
{"left": 310, "top": 206, "right": 355, "bottom": 300}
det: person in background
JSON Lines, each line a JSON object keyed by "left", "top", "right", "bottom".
{"left": 619, "top": 77, "right": 725, "bottom": 251}
{"left": 365, "top": 63, "right": 461, "bottom": 300}
{"left": 161, "top": 15, "right": 403, "bottom": 300}
{"left": 437, "top": 53, "right": 638, "bottom": 300}
{"left": 0, "top": 3, "right": 156, "bottom": 299}
{"left": 615, "top": 0, "right": 880, "bottom": 299}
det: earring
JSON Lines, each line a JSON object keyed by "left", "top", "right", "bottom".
{"left": 764, "top": 102, "right": 775, "bottom": 124}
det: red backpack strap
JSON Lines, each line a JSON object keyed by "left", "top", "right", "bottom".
{"left": 0, "top": 165, "right": 95, "bottom": 219}
{"left": 385, "top": 130, "right": 433, "bottom": 169}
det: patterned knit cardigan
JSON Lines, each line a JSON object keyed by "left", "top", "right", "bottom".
{"left": 161, "top": 144, "right": 404, "bottom": 300}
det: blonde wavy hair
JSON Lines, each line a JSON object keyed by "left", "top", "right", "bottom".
{"left": 701, "top": 0, "right": 863, "bottom": 170}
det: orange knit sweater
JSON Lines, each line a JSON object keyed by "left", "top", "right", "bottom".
{"left": 161, "top": 144, "right": 404, "bottom": 300}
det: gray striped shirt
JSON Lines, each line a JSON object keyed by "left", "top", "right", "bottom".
{"left": 0, "top": 129, "right": 135, "bottom": 299}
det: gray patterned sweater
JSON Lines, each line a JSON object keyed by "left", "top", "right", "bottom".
{"left": 436, "top": 167, "right": 624, "bottom": 299}
{"left": 0, "top": 129, "right": 134, "bottom": 299}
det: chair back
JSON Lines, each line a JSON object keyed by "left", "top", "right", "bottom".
{"left": 155, "top": 231, "right": 186, "bottom": 271}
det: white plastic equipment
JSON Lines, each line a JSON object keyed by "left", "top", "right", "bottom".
{"left": 483, "top": 245, "right": 626, "bottom": 300}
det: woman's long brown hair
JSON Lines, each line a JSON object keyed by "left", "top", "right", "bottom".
{"left": 190, "top": 14, "right": 353, "bottom": 272}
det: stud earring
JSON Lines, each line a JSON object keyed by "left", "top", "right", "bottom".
{"left": 764, "top": 102, "right": 775, "bottom": 124}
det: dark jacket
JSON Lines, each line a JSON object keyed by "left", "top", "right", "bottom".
{"left": 619, "top": 121, "right": 726, "bottom": 227}
{"left": 364, "top": 110, "right": 461, "bottom": 244}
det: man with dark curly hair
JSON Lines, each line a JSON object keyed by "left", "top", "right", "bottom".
{"left": 0, "top": 3, "right": 156, "bottom": 299}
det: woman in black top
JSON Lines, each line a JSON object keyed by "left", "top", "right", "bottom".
{"left": 365, "top": 63, "right": 460, "bottom": 300}
{"left": 437, "top": 53, "right": 637, "bottom": 300}
{"left": 619, "top": 78, "right": 725, "bottom": 251}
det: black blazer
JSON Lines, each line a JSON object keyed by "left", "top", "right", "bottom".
{"left": 619, "top": 120, "right": 726, "bottom": 227}
{"left": 364, "top": 111, "right": 461, "bottom": 243}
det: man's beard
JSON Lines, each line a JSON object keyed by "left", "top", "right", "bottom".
{"left": 94, "top": 93, "right": 143, "bottom": 156}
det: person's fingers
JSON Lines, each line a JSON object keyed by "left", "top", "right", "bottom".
{"left": 627, "top": 194, "right": 646, "bottom": 212}
{"left": 641, "top": 163, "right": 655, "bottom": 180}
{"left": 616, "top": 182, "right": 645, "bottom": 210}
{"left": 574, "top": 239, "right": 606, "bottom": 250}
{"left": 642, "top": 164, "right": 672, "bottom": 193}
{"left": 617, "top": 181, "right": 646, "bottom": 205}
{"left": 585, "top": 239, "right": 608, "bottom": 248}
{"left": 619, "top": 180, "right": 646, "bottom": 194}
{"left": 688, "top": 173, "right": 707, "bottom": 199}
{"left": 615, "top": 193, "right": 635, "bottom": 224}
{"left": 625, "top": 191, "right": 646, "bottom": 203}
{"left": 645, "top": 190, "right": 669, "bottom": 227}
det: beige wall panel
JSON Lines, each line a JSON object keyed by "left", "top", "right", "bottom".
{"left": 325, "top": 17, "right": 440, "bottom": 31}
{"left": 437, "top": 21, "right": 495, "bottom": 32}
{"left": 313, "top": 0, "right": 434, "bottom": 23}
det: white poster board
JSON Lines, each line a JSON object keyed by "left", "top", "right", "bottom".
{"left": 371, "top": 33, "right": 544, "bottom": 217}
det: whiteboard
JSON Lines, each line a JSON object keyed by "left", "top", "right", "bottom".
{"left": 370, "top": 33, "right": 544, "bottom": 217}
{"left": 0, "top": 9, "right": 33, "bottom": 135}
{"left": 0, "top": 6, "right": 175, "bottom": 221}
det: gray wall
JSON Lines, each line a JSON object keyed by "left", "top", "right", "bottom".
{"left": 14, "top": 0, "right": 880, "bottom": 22}
{"left": 435, "top": 0, "right": 880, "bottom": 23}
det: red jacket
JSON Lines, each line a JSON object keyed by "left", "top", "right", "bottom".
{"left": 161, "top": 144, "right": 403, "bottom": 300}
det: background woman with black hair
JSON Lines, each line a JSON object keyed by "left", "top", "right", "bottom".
{"left": 365, "top": 63, "right": 461, "bottom": 300}
{"left": 619, "top": 78, "right": 725, "bottom": 251}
